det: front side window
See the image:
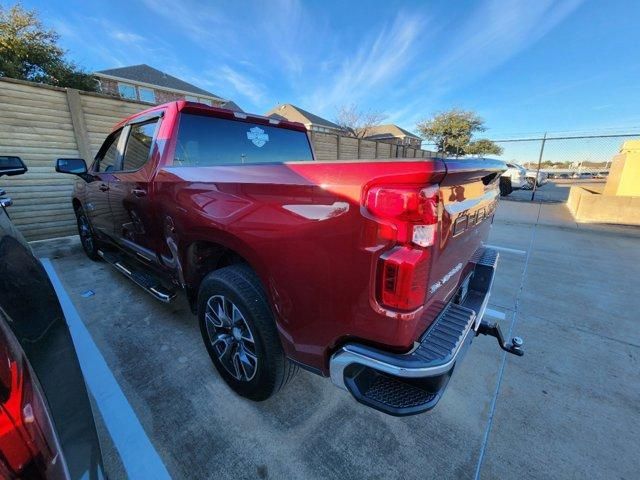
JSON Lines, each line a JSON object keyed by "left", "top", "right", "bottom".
{"left": 118, "top": 82, "right": 137, "bottom": 100}
{"left": 122, "top": 120, "right": 159, "bottom": 171}
{"left": 173, "top": 113, "right": 313, "bottom": 167}
{"left": 138, "top": 87, "right": 156, "bottom": 103}
{"left": 96, "top": 130, "right": 122, "bottom": 172}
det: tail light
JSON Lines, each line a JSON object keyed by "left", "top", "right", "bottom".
{"left": 0, "top": 322, "right": 68, "bottom": 479}
{"left": 365, "top": 184, "right": 440, "bottom": 311}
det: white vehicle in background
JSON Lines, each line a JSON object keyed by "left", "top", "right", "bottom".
{"left": 525, "top": 169, "right": 548, "bottom": 189}
{"left": 501, "top": 163, "right": 527, "bottom": 189}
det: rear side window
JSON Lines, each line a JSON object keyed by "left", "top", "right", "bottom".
{"left": 173, "top": 113, "right": 313, "bottom": 166}
{"left": 122, "top": 120, "right": 159, "bottom": 171}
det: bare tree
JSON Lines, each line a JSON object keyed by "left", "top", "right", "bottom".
{"left": 335, "top": 104, "right": 387, "bottom": 138}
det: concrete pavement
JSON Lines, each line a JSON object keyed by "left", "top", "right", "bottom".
{"left": 32, "top": 202, "right": 640, "bottom": 479}
{"left": 503, "top": 179, "right": 606, "bottom": 204}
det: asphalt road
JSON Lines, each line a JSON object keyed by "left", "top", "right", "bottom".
{"left": 33, "top": 203, "right": 640, "bottom": 480}
{"left": 504, "top": 179, "right": 605, "bottom": 203}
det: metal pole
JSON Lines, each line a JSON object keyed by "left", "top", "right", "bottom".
{"left": 531, "top": 133, "right": 546, "bottom": 201}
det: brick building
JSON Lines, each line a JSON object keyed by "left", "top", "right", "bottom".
{"left": 361, "top": 124, "right": 423, "bottom": 148}
{"left": 265, "top": 104, "right": 344, "bottom": 134}
{"left": 94, "top": 64, "right": 241, "bottom": 110}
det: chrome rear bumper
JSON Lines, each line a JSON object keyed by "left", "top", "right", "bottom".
{"left": 329, "top": 248, "right": 520, "bottom": 416}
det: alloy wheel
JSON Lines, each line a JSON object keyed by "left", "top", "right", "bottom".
{"left": 204, "top": 295, "right": 258, "bottom": 382}
{"left": 77, "top": 213, "right": 94, "bottom": 252}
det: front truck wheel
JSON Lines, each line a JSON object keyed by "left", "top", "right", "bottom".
{"left": 197, "top": 264, "right": 298, "bottom": 401}
{"left": 74, "top": 205, "right": 101, "bottom": 261}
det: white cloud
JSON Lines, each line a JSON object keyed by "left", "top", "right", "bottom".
{"left": 303, "top": 11, "right": 425, "bottom": 114}
{"left": 140, "top": 0, "right": 234, "bottom": 53}
{"left": 391, "top": 0, "right": 584, "bottom": 129}
{"left": 216, "top": 66, "right": 268, "bottom": 105}
{"left": 431, "top": 0, "right": 583, "bottom": 84}
{"left": 110, "top": 30, "right": 146, "bottom": 45}
{"left": 47, "top": 0, "right": 586, "bottom": 123}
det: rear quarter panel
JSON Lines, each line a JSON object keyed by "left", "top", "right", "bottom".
{"left": 153, "top": 160, "right": 447, "bottom": 372}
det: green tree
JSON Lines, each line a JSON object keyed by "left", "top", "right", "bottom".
{"left": 465, "top": 138, "right": 504, "bottom": 156}
{"left": 0, "top": 3, "right": 97, "bottom": 91}
{"left": 416, "top": 109, "right": 502, "bottom": 156}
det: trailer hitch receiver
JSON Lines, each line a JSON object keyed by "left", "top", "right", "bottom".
{"left": 477, "top": 320, "right": 524, "bottom": 356}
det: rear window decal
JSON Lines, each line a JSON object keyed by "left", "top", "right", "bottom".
{"left": 247, "top": 127, "right": 269, "bottom": 147}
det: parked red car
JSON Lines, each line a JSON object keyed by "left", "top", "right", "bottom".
{"left": 1, "top": 156, "right": 104, "bottom": 478}
{"left": 56, "top": 101, "right": 523, "bottom": 416}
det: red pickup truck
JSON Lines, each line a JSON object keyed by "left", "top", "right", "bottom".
{"left": 56, "top": 101, "right": 523, "bottom": 416}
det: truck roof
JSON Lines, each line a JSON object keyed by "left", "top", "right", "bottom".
{"left": 114, "top": 101, "right": 308, "bottom": 133}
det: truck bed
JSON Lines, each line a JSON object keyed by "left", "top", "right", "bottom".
{"left": 155, "top": 157, "right": 505, "bottom": 372}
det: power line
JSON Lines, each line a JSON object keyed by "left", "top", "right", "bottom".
{"left": 491, "top": 132, "right": 640, "bottom": 142}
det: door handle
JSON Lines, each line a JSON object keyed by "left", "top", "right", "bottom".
{"left": 131, "top": 188, "right": 147, "bottom": 197}
{"left": 99, "top": 183, "right": 109, "bottom": 192}
{"left": 0, "top": 197, "right": 13, "bottom": 208}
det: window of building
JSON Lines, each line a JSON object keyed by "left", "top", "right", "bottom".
{"left": 122, "top": 119, "right": 160, "bottom": 171}
{"left": 173, "top": 113, "right": 313, "bottom": 166}
{"left": 118, "top": 82, "right": 137, "bottom": 100}
{"left": 138, "top": 87, "right": 156, "bottom": 103}
{"left": 184, "top": 95, "right": 198, "bottom": 102}
{"left": 198, "top": 98, "right": 212, "bottom": 106}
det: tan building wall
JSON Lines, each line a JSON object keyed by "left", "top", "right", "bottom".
{"left": 0, "top": 77, "right": 434, "bottom": 240}
{"left": 603, "top": 140, "right": 640, "bottom": 196}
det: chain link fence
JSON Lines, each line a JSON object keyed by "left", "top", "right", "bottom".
{"left": 422, "top": 133, "right": 640, "bottom": 202}
{"left": 492, "top": 133, "right": 639, "bottom": 202}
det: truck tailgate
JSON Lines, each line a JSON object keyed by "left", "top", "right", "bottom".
{"left": 427, "top": 158, "right": 505, "bottom": 307}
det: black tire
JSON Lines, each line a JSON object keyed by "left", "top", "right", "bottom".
{"left": 499, "top": 176, "right": 512, "bottom": 197}
{"left": 525, "top": 177, "right": 535, "bottom": 190}
{"left": 197, "top": 264, "right": 298, "bottom": 401}
{"left": 75, "top": 206, "right": 101, "bottom": 261}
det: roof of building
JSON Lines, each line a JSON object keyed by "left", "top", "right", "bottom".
{"left": 362, "top": 124, "right": 422, "bottom": 140}
{"left": 220, "top": 100, "right": 244, "bottom": 112}
{"left": 95, "top": 64, "right": 223, "bottom": 100}
{"left": 264, "top": 104, "right": 342, "bottom": 130}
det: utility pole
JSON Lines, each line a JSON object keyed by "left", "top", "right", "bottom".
{"left": 531, "top": 133, "right": 547, "bottom": 201}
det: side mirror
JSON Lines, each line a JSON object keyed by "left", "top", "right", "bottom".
{"left": 0, "top": 156, "right": 27, "bottom": 177}
{"left": 56, "top": 158, "right": 87, "bottom": 175}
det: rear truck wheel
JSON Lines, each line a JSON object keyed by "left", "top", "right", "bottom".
{"left": 197, "top": 264, "right": 298, "bottom": 401}
{"left": 75, "top": 206, "right": 101, "bottom": 261}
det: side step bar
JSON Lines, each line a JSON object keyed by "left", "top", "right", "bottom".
{"left": 97, "top": 250, "right": 176, "bottom": 303}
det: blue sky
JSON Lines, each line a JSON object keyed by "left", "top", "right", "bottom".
{"left": 14, "top": 0, "right": 640, "bottom": 142}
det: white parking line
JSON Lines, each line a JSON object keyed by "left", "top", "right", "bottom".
{"left": 474, "top": 206, "right": 540, "bottom": 480}
{"left": 41, "top": 258, "right": 171, "bottom": 480}
{"left": 484, "top": 244, "right": 527, "bottom": 255}
{"left": 484, "top": 308, "right": 506, "bottom": 320}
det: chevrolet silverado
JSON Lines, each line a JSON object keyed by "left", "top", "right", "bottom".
{"left": 56, "top": 101, "right": 523, "bottom": 416}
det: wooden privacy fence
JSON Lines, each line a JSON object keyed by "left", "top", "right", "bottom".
{"left": 0, "top": 77, "right": 151, "bottom": 240}
{"left": 0, "top": 77, "right": 434, "bottom": 241}
{"left": 311, "top": 131, "right": 432, "bottom": 161}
